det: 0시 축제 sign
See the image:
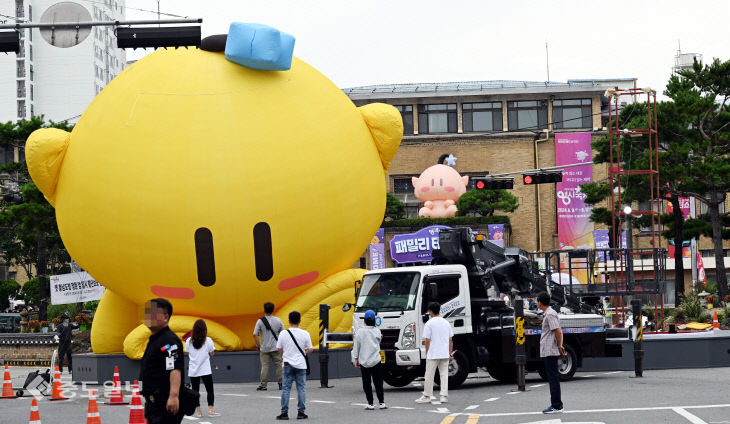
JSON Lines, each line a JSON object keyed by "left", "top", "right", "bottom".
{"left": 50, "top": 272, "right": 105, "bottom": 305}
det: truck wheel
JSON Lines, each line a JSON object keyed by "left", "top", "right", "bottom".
{"left": 383, "top": 369, "right": 416, "bottom": 388}
{"left": 486, "top": 362, "right": 517, "bottom": 383}
{"left": 435, "top": 351, "right": 469, "bottom": 389}
{"left": 558, "top": 344, "right": 578, "bottom": 381}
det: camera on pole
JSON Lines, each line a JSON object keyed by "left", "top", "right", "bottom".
{"left": 522, "top": 171, "right": 563, "bottom": 185}
{"left": 473, "top": 177, "right": 514, "bottom": 190}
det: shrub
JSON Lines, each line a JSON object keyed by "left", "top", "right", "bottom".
{"left": 698, "top": 313, "right": 711, "bottom": 324}
{"left": 28, "top": 320, "right": 40, "bottom": 332}
{"left": 52, "top": 316, "right": 63, "bottom": 326}
{"left": 75, "top": 313, "right": 90, "bottom": 325}
{"left": 680, "top": 293, "right": 704, "bottom": 322}
{"left": 673, "top": 308, "right": 685, "bottom": 321}
{"left": 643, "top": 307, "right": 655, "bottom": 321}
{"left": 706, "top": 295, "right": 716, "bottom": 305}
{"left": 39, "top": 321, "right": 49, "bottom": 328}
{"left": 724, "top": 295, "right": 730, "bottom": 304}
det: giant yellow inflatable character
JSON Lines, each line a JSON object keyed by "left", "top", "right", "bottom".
{"left": 25, "top": 23, "right": 402, "bottom": 358}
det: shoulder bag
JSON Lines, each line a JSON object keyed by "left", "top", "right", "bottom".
{"left": 286, "top": 329, "right": 310, "bottom": 375}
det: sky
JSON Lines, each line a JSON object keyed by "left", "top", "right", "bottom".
{"left": 122, "top": 0, "right": 729, "bottom": 97}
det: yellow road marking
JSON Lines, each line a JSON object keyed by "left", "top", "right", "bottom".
{"left": 466, "top": 414, "right": 480, "bottom": 424}
{"left": 439, "top": 416, "right": 456, "bottom": 424}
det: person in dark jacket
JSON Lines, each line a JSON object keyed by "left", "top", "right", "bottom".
{"left": 139, "top": 298, "right": 185, "bottom": 424}
{"left": 56, "top": 312, "right": 78, "bottom": 373}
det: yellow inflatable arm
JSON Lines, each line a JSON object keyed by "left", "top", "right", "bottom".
{"left": 359, "top": 104, "right": 403, "bottom": 172}
{"left": 25, "top": 128, "right": 71, "bottom": 207}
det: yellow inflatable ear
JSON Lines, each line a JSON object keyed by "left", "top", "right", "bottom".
{"left": 358, "top": 103, "right": 403, "bottom": 171}
{"left": 25, "top": 128, "right": 71, "bottom": 207}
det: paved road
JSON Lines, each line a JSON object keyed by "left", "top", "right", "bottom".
{"left": 1, "top": 367, "right": 729, "bottom": 423}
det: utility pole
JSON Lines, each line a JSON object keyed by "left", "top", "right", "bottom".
{"left": 545, "top": 42, "right": 550, "bottom": 82}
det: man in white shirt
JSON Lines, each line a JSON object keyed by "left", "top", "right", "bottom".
{"left": 276, "top": 311, "right": 313, "bottom": 420}
{"left": 415, "top": 302, "right": 454, "bottom": 405}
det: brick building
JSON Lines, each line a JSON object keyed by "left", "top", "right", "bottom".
{"left": 344, "top": 79, "right": 730, "bottom": 293}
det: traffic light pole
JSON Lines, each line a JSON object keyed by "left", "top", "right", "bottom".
{"left": 0, "top": 18, "right": 202, "bottom": 30}
{"left": 485, "top": 161, "right": 594, "bottom": 178}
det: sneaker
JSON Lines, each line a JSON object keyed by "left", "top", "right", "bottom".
{"left": 208, "top": 412, "right": 221, "bottom": 417}
{"left": 430, "top": 398, "right": 441, "bottom": 405}
{"left": 365, "top": 404, "right": 375, "bottom": 410}
{"left": 414, "top": 395, "right": 432, "bottom": 404}
{"left": 379, "top": 403, "right": 388, "bottom": 410}
{"left": 276, "top": 413, "right": 289, "bottom": 420}
{"left": 439, "top": 396, "right": 448, "bottom": 404}
{"left": 257, "top": 385, "right": 267, "bottom": 391}
{"left": 297, "top": 411, "right": 308, "bottom": 419}
{"left": 542, "top": 406, "right": 563, "bottom": 414}
{"left": 194, "top": 412, "right": 202, "bottom": 418}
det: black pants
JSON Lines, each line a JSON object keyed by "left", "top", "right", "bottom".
{"left": 360, "top": 363, "right": 384, "bottom": 405}
{"left": 144, "top": 399, "right": 184, "bottom": 424}
{"left": 190, "top": 374, "right": 214, "bottom": 407}
{"left": 543, "top": 356, "right": 563, "bottom": 409}
{"left": 57, "top": 344, "right": 72, "bottom": 373}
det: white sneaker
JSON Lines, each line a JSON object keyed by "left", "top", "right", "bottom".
{"left": 431, "top": 398, "right": 441, "bottom": 405}
{"left": 440, "top": 395, "right": 448, "bottom": 403}
{"left": 365, "top": 404, "right": 375, "bottom": 410}
{"left": 379, "top": 403, "right": 388, "bottom": 410}
{"left": 414, "top": 395, "right": 432, "bottom": 404}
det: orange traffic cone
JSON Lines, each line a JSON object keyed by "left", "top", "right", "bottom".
{"left": 48, "top": 366, "right": 68, "bottom": 401}
{"left": 1, "top": 364, "right": 17, "bottom": 399}
{"left": 712, "top": 311, "right": 720, "bottom": 330}
{"left": 86, "top": 390, "right": 102, "bottom": 424}
{"left": 128, "top": 380, "right": 147, "bottom": 424}
{"left": 29, "top": 397, "right": 41, "bottom": 424}
{"left": 106, "top": 366, "right": 128, "bottom": 405}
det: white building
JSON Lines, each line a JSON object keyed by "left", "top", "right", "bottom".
{"left": 0, "top": 0, "right": 126, "bottom": 127}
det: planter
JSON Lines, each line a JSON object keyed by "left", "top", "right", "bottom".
{"left": 41, "top": 327, "right": 49, "bottom": 333}
{"left": 80, "top": 324, "right": 88, "bottom": 332}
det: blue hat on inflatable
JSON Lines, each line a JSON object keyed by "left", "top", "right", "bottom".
{"left": 364, "top": 310, "right": 376, "bottom": 320}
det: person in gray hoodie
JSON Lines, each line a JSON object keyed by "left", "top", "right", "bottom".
{"left": 352, "top": 309, "right": 386, "bottom": 410}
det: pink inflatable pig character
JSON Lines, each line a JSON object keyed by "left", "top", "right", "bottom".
{"left": 412, "top": 164, "right": 469, "bottom": 217}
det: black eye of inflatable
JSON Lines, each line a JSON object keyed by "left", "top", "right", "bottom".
{"left": 195, "top": 227, "right": 216, "bottom": 286}
{"left": 253, "top": 222, "right": 273, "bottom": 282}
{"left": 200, "top": 34, "right": 227, "bottom": 52}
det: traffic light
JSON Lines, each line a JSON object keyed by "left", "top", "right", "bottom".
{"left": 473, "top": 177, "right": 514, "bottom": 190}
{"left": 0, "top": 31, "right": 20, "bottom": 53}
{"left": 116, "top": 26, "right": 201, "bottom": 49}
{"left": 522, "top": 171, "right": 562, "bottom": 185}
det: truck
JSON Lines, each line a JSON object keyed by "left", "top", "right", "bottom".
{"left": 346, "top": 227, "right": 626, "bottom": 388}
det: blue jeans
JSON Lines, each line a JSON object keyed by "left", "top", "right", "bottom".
{"left": 543, "top": 356, "right": 563, "bottom": 409}
{"left": 280, "top": 365, "right": 306, "bottom": 414}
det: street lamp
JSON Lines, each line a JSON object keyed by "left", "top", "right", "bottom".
{"left": 623, "top": 205, "right": 634, "bottom": 288}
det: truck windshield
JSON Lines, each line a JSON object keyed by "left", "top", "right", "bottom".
{"left": 355, "top": 272, "right": 420, "bottom": 312}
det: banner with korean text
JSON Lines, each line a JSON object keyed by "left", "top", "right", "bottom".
{"left": 389, "top": 225, "right": 450, "bottom": 264}
{"left": 368, "top": 228, "right": 386, "bottom": 270}
{"left": 556, "top": 132, "right": 594, "bottom": 284}
{"left": 50, "top": 271, "right": 105, "bottom": 305}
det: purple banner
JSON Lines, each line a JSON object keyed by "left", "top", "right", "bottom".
{"left": 368, "top": 228, "right": 385, "bottom": 270}
{"left": 593, "top": 229, "right": 609, "bottom": 261}
{"left": 556, "top": 132, "right": 594, "bottom": 284}
{"left": 488, "top": 224, "right": 505, "bottom": 247}
{"left": 389, "top": 225, "right": 451, "bottom": 264}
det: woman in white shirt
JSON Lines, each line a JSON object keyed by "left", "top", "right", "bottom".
{"left": 186, "top": 319, "right": 220, "bottom": 417}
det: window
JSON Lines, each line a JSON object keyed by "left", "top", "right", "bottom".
{"left": 29, "top": 45, "right": 32, "bottom": 60}
{"left": 553, "top": 99, "right": 592, "bottom": 129}
{"left": 395, "top": 105, "right": 413, "bottom": 135}
{"left": 17, "top": 80, "right": 25, "bottom": 98}
{"left": 16, "top": 60, "right": 24, "bottom": 78}
{"left": 29, "top": 65, "right": 33, "bottom": 81}
{"left": 29, "top": 28, "right": 32, "bottom": 41}
{"left": 421, "top": 275, "right": 461, "bottom": 313}
{"left": 507, "top": 100, "right": 548, "bottom": 131}
{"left": 0, "top": 145, "right": 14, "bottom": 164}
{"left": 17, "top": 100, "right": 25, "bottom": 118}
{"left": 393, "top": 177, "right": 415, "bottom": 194}
{"left": 30, "top": 85, "right": 33, "bottom": 101}
{"left": 418, "top": 104, "right": 457, "bottom": 134}
{"left": 17, "top": 40, "right": 24, "bottom": 58}
{"left": 463, "top": 102, "right": 503, "bottom": 132}
{"left": 30, "top": 104, "right": 33, "bottom": 117}
{"left": 28, "top": 5, "right": 32, "bottom": 21}
{"left": 699, "top": 200, "right": 725, "bottom": 215}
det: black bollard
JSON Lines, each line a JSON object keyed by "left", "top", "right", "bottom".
{"left": 631, "top": 299, "right": 643, "bottom": 377}
{"left": 515, "top": 298, "right": 526, "bottom": 391}
{"left": 319, "top": 304, "right": 331, "bottom": 388}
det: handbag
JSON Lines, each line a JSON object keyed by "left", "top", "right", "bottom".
{"left": 286, "top": 329, "right": 311, "bottom": 375}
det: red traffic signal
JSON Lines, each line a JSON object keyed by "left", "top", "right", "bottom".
{"left": 473, "top": 177, "right": 514, "bottom": 190}
{"left": 523, "top": 172, "right": 562, "bottom": 185}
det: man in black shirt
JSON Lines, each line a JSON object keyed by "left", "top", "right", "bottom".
{"left": 139, "top": 298, "right": 185, "bottom": 424}
{"left": 56, "top": 312, "right": 78, "bottom": 373}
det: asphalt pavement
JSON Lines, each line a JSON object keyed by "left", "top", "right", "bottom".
{"left": 1, "top": 366, "right": 729, "bottom": 423}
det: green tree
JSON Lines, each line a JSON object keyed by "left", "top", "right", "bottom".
{"left": 456, "top": 189, "right": 519, "bottom": 217}
{"left": 0, "top": 117, "right": 74, "bottom": 321}
{"left": 0, "top": 279, "right": 21, "bottom": 310}
{"left": 19, "top": 277, "right": 39, "bottom": 308}
{"left": 384, "top": 193, "right": 405, "bottom": 220}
